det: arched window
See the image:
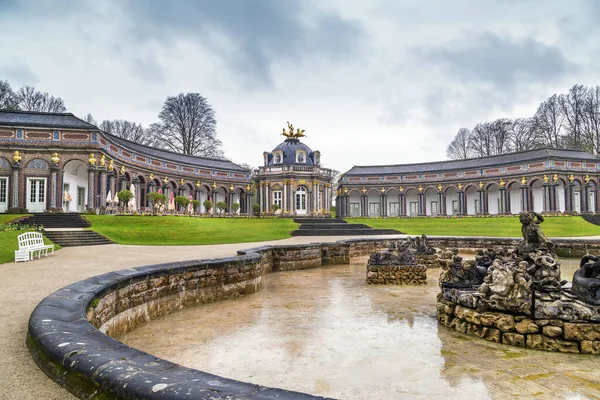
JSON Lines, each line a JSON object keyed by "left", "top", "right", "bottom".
{"left": 296, "top": 151, "right": 305, "bottom": 163}
{"left": 274, "top": 152, "right": 282, "bottom": 164}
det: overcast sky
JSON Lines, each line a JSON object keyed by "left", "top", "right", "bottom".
{"left": 1, "top": 0, "right": 598, "bottom": 174}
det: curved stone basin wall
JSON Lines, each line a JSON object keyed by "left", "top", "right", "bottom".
{"left": 27, "top": 237, "right": 600, "bottom": 399}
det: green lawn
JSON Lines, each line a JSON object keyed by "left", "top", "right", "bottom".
{"left": 0, "top": 214, "right": 59, "bottom": 264}
{"left": 347, "top": 216, "right": 600, "bottom": 237}
{"left": 85, "top": 215, "right": 299, "bottom": 245}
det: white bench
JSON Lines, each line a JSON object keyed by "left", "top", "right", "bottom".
{"left": 15, "top": 232, "right": 55, "bottom": 262}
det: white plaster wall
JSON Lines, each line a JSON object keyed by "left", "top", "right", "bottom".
{"left": 465, "top": 190, "right": 477, "bottom": 215}
{"left": 509, "top": 188, "right": 521, "bottom": 214}
{"left": 557, "top": 186, "right": 566, "bottom": 212}
{"left": 349, "top": 192, "right": 361, "bottom": 217}
{"left": 532, "top": 187, "right": 544, "bottom": 213}
{"left": 488, "top": 190, "right": 499, "bottom": 215}
{"left": 405, "top": 193, "right": 418, "bottom": 216}
{"left": 425, "top": 191, "right": 438, "bottom": 216}
{"left": 367, "top": 192, "right": 380, "bottom": 216}
{"left": 62, "top": 163, "right": 88, "bottom": 212}
{"left": 445, "top": 191, "right": 458, "bottom": 215}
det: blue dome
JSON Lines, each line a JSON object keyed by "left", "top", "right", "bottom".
{"left": 267, "top": 138, "right": 318, "bottom": 166}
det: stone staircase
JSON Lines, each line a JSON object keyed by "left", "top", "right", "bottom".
{"left": 291, "top": 217, "right": 402, "bottom": 236}
{"left": 19, "top": 214, "right": 113, "bottom": 247}
{"left": 582, "top": 215, "right": 600, "bottom": 226}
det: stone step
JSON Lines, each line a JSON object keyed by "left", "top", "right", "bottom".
{"left": 21, "top": 214, "right": 91, "bottom": 229}
{"left": 582, "top": 215, "right": 600, "bottom": 226}
{"left": 292, "top": 218, "right": 340, "bottom": 224}
{"left": 291, "top": 229, "right": 400, "bottom": 236}
{"left": 297, "top": 223, "right": 371, "bottom": 230}
{"left": 44, "top": 230, "right": 113, "bottom": 247}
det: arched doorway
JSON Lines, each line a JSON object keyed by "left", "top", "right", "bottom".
{"left": 62, "top": 159, "right": 88, "bottom": 213}
{"left": 0, "top": 157, "right": 11, "bottom": 213}
{"left": 295, "top": 186, "right": 307, "bottom": 215}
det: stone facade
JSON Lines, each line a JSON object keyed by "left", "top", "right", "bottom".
{"left": 336, "top": 148, "right": 600, "bottom": 217}
{"left": 255, "top": 123, "right": 335, "bottom": 216}
{"left": 437, "top": 295, "right": 600, "bottom": 354}
{"left": 0, "top": 111, "right": 253, "bottom": 214}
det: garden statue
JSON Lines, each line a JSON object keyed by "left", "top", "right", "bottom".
{"left": 475, "top": 259, "right": 532, "bottom": 314}
{"left": 517, "top": 211, "right": 555, "bottom": 257}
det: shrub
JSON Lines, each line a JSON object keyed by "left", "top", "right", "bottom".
{"left": 252, "top": 203, "right": 261, "bottom": 216}
{"left": 231, "top": 202, "right": 240, "bottom": 214}
{"left": 216, "top": 201, "right": 228, "bottom": 215}
{"left": 191, "top": 200, "right": 201, "bottom": 213}
{"left": 147, "top": 192, "right": 166, "bottom": 214}
{"left": 175, "top": 195, "right": 190, "bottom": 213}
{"left": 270, "top": 203, "right": 280, "bottom": 214}
{"left": 117, "top": 190, "right": 133, "bottom": 211}
{"left": 203, "top": 200, "right": 213, "bottom": 213}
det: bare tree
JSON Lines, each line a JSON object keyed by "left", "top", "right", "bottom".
{"left": 532, "top": 94, "right": 563, "bottom": 148}
{"left": 490, "top": 118, "right": 513, "bottom": 154}
{"left": 101, "top": 119, "right": 154, "bottom": 146}
{"left": 582, "top": 85, "right": 600, "bottom": 155}
{"left": 0, "top": 80, "right": 18, "bottom": 110}
{"left": 16, "top": 85, "right": 66, "bottom": 112}
{"left": 446, "top": 127, "right": 473, "bottom": 159}
{"left": 509, "top": 118, "right": 541, "bottom": 152}
{"left": 468, "top": 122, "right": 495, "bottom": 157}
{"left": 149, "top": 93, "right": 224, "bottom": 158}
{"left": 560, "top": 84, "right": 587, "bottom": 150}
{"left": 83, "top": 113, "right": 97, "bottom": 125}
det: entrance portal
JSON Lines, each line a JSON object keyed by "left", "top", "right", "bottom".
{"left": 295, "top": 187, "right": 307, "bottom": 215}
{"left": 26, "top": 178, "right": 46, "bottom": 213}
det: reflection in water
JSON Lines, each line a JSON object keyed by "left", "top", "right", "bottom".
{"left": 119, "top": 257, "right": 597, "bottom": 400}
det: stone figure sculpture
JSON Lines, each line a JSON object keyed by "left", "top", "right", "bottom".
{"left": 517, "top": 211, "right": 555, "bottom": 257}
{"left": 476, "top": 260, "right": 532, "bottom": 314}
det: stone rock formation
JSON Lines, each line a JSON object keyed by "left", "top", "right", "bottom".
{"left": 366, "top": 237, "right": 427, "bottom": 285}
{"left": 571, "top": 254, "right": 600, "bottom": 305}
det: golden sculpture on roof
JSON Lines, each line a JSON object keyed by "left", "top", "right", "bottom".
{"left": 88, "top": 153, "right": 97, "bottom": 166}
{"left": 120, "top": 165, "right": 125, "bottom": 175}
{"left": 107, "top": 159, "right": 114, "bottom": 172}
{"left": 281, "top": 121, "right": 306, "bottom": 139}
{"left": 99, "top": 154, "right": 106, "bottom": 167}
{"left": 51, "top": 153, "right": 60, "bottom": 164}
{"left": 13, "top": 151, "right": 21, "bottom": 164}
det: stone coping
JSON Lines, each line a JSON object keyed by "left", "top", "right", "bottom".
{"left": 26, "top": 237, "right": 600, "bottom": 399}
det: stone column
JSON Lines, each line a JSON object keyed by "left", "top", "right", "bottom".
{"left": 437, "top": 191, "right": 446, "bottom": 216}
{"left": 398, "top": 193, "right": 406, "bottom": 216}
{"left": 282, "top": 181, "right": 287, "bottom": 213}
{"left": 380, "top": 192, "right": 387, "bottom": 217}
{"left": 361, "top": 193, "right": 367, "bottom": 216}
{"left": 520, "top": 184, "right": 529, "bottom": 213}
{"left": 98, "top": 167, "right": 107, "bottom": 208}
{"left": 457, "top": 190, "right": 466, "bottom": 215}
{"left": 583, "top": 184, "right": 590, "bottom": 212}
{"left": 543, "top": 182, "right": 551, "bottom": 212}
{"left": 119, "top": 176, "right": 126, "bottom": 192}
{"left": 50, "top": 163, "right": 59, "bottom": 209}
{"left": 265, "top": 183, "right": 270, "bottom": 213}
{"left": 11, "top": 162, "right": 20, "bottom": 209}
{"left": 567, "top": 182, "right": 574, "bottom": 213}
{"left": 477, "top": 187, "right": 487, "bottom": 214}
{"left": 133, "top": 177, "right": 140, "bottom": 210}
{"left": 87, "top": 166, "right": 96, "bottom": 210}
{"left": 550, "top": 182, "right": 557, "bottom": 212}
{"left": 228, "top": 191, "right": 234, "bottom": 213}
{"left": 417, "top": 192, "right": 425, "bottom": 216}
{"left": 107, "top": 173, "right": 115, "bottom": 200}
{"left": 344, "top": 195, "right": 350, "bottom": 217}
{"left": 211, "top": 190, "right": 217, "bottom": 214}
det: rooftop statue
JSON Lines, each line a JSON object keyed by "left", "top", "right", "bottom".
{"left": 281, "top": 121, "right": 306, "bottom": 139}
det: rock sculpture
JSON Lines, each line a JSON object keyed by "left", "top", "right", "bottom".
{"left": 571, "top": 255, "right": 600, "bottom": 305}
{"left": 517, "top": 211, "right": 555, "bottom": 257}
{"left": 367, "top": 238, "right": 426, "bottom": 284}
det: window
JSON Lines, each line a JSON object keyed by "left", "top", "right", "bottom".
{"left": 475, "top": 199, "right": 480, "bottom": 214}
{"left": 273, "top": 191, "right": 282, "bottom": 208}
{"left": 0, "top": 178, "right": 6, "bottom": 203}
{"left": 318, "top": 190, "right": 322, "bottom": 210}
{"left": 274, "top": 152, "right": 282, "bottom": 164}
{"left": 389, "top": 202, "right": 399, "bottom": 216}
{"left": 430, "top": 201, "right": 438, "bottom": 216}
{"left": 409, "top": 202, "right": 418, "bottom": 216}
{"left": 452, "top": 200, "right": 459, "bottom": 215}
{"left": 350, "top": 203, "right": 360, "bottom": 217}
{"left": 296, "top": 151, "right": 306, "bottom": 163}
{"left": 369, "top": 202, "right": 380, "bottom": 216}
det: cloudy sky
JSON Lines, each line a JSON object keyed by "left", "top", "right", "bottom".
{"left": 1, "top": 0, "right": 598, "bottom": 173}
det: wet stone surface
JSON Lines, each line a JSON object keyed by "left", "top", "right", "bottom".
{"left": 119, "top": 257, "right": 599, "bottom": 400}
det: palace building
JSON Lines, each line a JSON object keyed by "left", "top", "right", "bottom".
{"left": 0, "top": 110, "right": 253, "bottom": 214}
{"left": 336, "top": 148, "right": 600, "bottom": 218}
{"left": 254, "top": 122, "right": 335, "bottom": 216}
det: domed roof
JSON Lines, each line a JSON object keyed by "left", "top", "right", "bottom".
{"left": 267, "top": 138, "right": 318, "bottom": 166}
